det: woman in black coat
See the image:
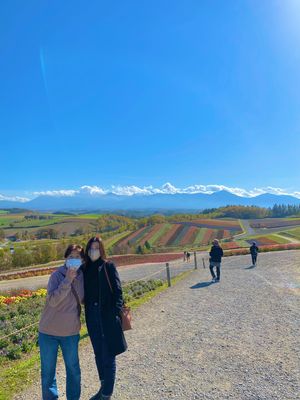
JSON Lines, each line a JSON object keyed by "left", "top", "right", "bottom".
{"left": 83, "top": 237, "right": 127, "bottom": 400}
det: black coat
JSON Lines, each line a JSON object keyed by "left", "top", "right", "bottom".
{"left": 84, "top": 260, "right": 127, "bottom": 356}
{"left": 250, "top": 245, "right": 259, "bottom": 255}
{"left": 209, "top": 245, "right": 224, "bottom": 262}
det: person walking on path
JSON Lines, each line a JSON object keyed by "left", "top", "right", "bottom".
{"left": 83, "top": 237, "right": 127, "bottom": 400}
{"left": 186, "top": 251, "right": 191, "bottom": 262}
{"left": 209, "top": 239, "right": 224, "bottom": 283}
{"left": 38, "top": 244, "right": 85, "bottom": 400}
{"left": 250, "top": 241, "right": 259, "bottom": 266}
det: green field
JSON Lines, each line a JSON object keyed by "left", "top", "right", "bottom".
{"left": 1, "top": 212, "right": 300, "bottom": 262}
{"left": 278, "top": 227, "right": 300, "bottom": 241}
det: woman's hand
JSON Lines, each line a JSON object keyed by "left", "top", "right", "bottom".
{"left": 66, "top": 268, "right": 77, "bottom": 282}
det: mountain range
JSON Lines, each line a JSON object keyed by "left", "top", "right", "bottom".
{"left": 1, "top": 190, "right": 300, "bottom": 211}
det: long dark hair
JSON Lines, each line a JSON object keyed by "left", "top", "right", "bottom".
{"left": 85, "top": 236, "right": 107, "bottom": 264}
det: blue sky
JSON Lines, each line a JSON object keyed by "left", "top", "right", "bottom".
{"left": 1, "top": 0, "right": 300, "bottom": 199}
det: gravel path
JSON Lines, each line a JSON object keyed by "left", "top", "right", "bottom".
{"left": 16, "top": 250, "right": 300, "bottom": 400}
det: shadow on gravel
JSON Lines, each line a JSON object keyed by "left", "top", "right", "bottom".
{"left": 245, "top": 265, "right": 256, "bottom": 270}
{"left": 190, "top": 281, "right": 213, "bottom": 289}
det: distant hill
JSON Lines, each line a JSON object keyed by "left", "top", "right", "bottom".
{"left": 1, "top": 190, "right": 300, "bottom": 211}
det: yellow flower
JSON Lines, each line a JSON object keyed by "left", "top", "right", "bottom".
{"left": 33, "top": 288, "right": 47, "bottom": 297}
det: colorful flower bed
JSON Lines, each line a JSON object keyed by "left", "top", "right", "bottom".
{"left": 156, "top": 224, "right": 179, "bottom": 246}
{"left": 224, "top": 242, "right": 300, "bottom": 256}
{"left": 250, "top": 218, "right": 300, "bottom": 229}
{"left": 0, "top": 280, "right": 163, "bottom": 361}
{"left": 0, "top": 290, "right": 46, "bottom": 360}
{"left": 148, "top": 224, "right": 172, "bottom": 246}
{"left": 221, "top": 242, "right": 240, "bottom": 250}
{"left": 140, "top": 224, "right": 164, "bottom": 245}
{"left": 192, "top": 228, "right": 207, "bottom": 246}
{"left": 171, "top": 225, "right": 190, "bottom": 246}
{"left": 113, "top": 227, "right": 146, "bottom": 248}
{"left": 223, "top": 230, "right": 232, "bottom": 239}
{"left": 216, "top": 229, "right": 225, "bottom": 240}
{"left": 0, "top": 289, "right": 47, "bottom": 306}
{"left": 202, "top": 228, "right": 214, "bottom": 245}
{"left": 165, "top": 224, "right": 186, "bottom": 246}
{"left": 190, "top": 219, "right": 242, "bottom": 231}
{"left": 246, "top": 237, "right": 278, "bottom": 246}
{"left": 180, "top": 226, "right": 198, "bottom": 246}
{"left": 127, "top": 226, "right": 153, "bottom": 246}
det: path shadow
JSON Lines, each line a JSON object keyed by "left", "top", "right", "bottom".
{"left": 245, "top": 265, "right": 256, "bottom": 270}
{"left": 190, "top": 281, "right": 213, "bottom": 289}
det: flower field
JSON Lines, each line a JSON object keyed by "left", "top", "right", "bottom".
{"left": 245, "top": 235, "right": 290, "bottom": 246}
{"left": 0, "top": 280, "right": 164, "bottom": 362}
{"left": 0, "top": 289, "right": 47, "bottom": 360}
{"left": 110, "top": 221, "right": 239, "bottom": 251}
{"left": 246, "top": 237, "right": 278, "bottom": 246}
{"left": 250, "top": 218, "right": 300, "bottom": 229}
{"left": 224, "top": 242, "right": 300, "bottom": 256}
{"left": 189, "top": 219, "right": 242, "bottom": 231}
{"left": 279, "top": 228, "right": 300, "bottom": 241}
{"left": 179, "top": 226, "right": 198, "bottom": 246}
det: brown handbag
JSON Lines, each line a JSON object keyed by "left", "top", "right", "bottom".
{"left": 103, "top": 263, "right": 132, "bottom": 331}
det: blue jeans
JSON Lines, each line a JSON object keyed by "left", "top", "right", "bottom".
{"left": 251, "top": 254, "right": 257, "bottom": 265}
{"left": 85, "top": 302, "right": 116, "bottom": 397}
{"left": 39, "top": 332, "right": 81, "bottom": 400}
{"left": 209, "top": 261, "right": 221, "bottom": 280}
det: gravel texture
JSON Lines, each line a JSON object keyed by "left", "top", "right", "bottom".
{"left": 16, "top": 250, "right": 300, "bottom": 400}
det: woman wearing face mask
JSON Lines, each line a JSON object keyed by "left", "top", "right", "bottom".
{"left": 83, "top": 237, "right": 127, "bottom": 400}
{"left": 39, "top": 244, "right": 84, "bottom": 400}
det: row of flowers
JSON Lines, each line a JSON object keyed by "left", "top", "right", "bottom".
{"left": 0, "top": 288, "right": 47, "bottom": 305}
{"left": 224, "top": 242, "right": 300, "bottom": 256}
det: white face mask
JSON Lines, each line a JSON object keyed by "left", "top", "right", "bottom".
{"left": 89, "top": 249, "right": 101, "bottom": 262}
{"left": 66, "top": 258, "right": 82, "bottom": 269}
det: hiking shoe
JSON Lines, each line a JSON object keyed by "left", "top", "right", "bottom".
{"left": 215, "top": 278, "right": 220, "bottom": 283}
{"left": 89, "top": 390, "right": 102, "bottom": 400}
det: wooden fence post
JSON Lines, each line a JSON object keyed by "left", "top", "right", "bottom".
{"left": 194, "top": 251, "right": 198, "bottom": 269}
{"left": 166, "top": 262, "right": 171, "bottom": 287}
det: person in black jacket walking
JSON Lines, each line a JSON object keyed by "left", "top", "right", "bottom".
{"left": 83, "top": 237, "right": 127, "bottom": 400}
{"left": 250, "top": 241, "right": 259, "bottom": 266}
{"left": 209, "top": 239, "right": 224, "bottom": 283}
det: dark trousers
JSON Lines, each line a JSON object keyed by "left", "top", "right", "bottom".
{"left": 251, "top": 254, "right": 257, "bottom": 265}
{"left": 85, "top": 303, "right": 116, "bottom": 397}
{"left": 209, "top": 264, "right": 220, "bottom": 280}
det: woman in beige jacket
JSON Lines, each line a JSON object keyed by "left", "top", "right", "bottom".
{"left": 39, "top": 244, "right": 84, "bottom": 400}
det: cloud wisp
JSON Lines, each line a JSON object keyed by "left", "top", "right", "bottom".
{"left": 24, "top": 183, "right": 300, "bottom": 200}
{"left": 0, "top": 194, "right": 30, "bottom": 203}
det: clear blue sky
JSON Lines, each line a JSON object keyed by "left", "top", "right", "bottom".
{"left": 1, "top": 0, "right": 300, "bottom": 196}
